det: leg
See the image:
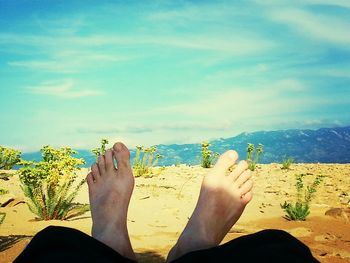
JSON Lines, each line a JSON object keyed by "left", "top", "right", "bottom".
{"left": 170, "top": 229, "right": 318, "bottom": 263}
{"left": 167, "top": 150, "right": 253, "bottom": 262}
{"left": 15, "top": 142, "right": 137, "bottom": 262}
{"left": 87, "top": 142, "right": 136, "bottom": 260}
{"left": 14, "top": 226, "right": 136, "bottom": 263}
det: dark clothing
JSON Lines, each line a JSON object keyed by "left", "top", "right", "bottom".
{"left": 14, "top": 226, "right": 319, "bottom": 263}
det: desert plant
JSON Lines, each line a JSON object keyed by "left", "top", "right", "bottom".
{"left": 246, "top": 143, "right": 263, "bottom": 171}
{"left": 0, "top": 212, "right": 5, "bottom": 225}
{"left": 0, "top": 188, "right": 6, "bottom": 224}
{"left": 0, "top": 188, "right": 9, "bottom": 195}
{"left": 281, "top": 156, "right": 294, "bottom": 170}
{"left": 133, "top": 145, "right": 162, "bottom": 177}
{"left": 201, "top": 141, "right": 219, "bottom": 168}
{"left": 91, "top": 138, "right": 109, "bottom": 159}
{"left": 280, "top": 174, "right": 324, "bottom": 221}
{"left": 17, "top": 145, "right": 89, "bottom": 220}
{"left": 0, "top": 146, "right": 21, "bottom": 170}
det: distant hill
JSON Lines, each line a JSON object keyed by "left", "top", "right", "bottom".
{"left": 21, "top": 126, "right": 350, "bottom": 167}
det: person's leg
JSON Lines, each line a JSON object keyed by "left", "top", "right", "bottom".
{"left": 167, "top": 150, "right": 253, "bottom": 262}
{"left": 170, "top": 229, "right": 318, "bottom": 263}
{"left": 87, "top": 142, "right": 136, "bottom": 260}
{"left": 14, "top": 142, "right": 137, "bottom": 263}
{"left": 167, "top": 149, "right": 318, "bottom": 263}
{"left": 14, "top": 226, "right": 136, "bottom": 263}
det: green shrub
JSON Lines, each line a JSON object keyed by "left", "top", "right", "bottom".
{"left": 174, "top": 156, "right": 182, "bottom": 167}
{"left": 0, "top": 188, "right": 7, "bottom": 224}
{"left": 246, "top": 143, "right": 263, "bottom": 171}
{"left": 17, "top": 146, "right": 89, "bottom": 220}
{"left": 280, "top": 174, "right": 324, "bottom": 221}
{"left": 281, "top": 156, "right": 294, "bottom": 170}
{"left": 0, "top": 146, "right": 21, "bottom": 170}
{"left": 133, "top": 145, "right": 162, "bottom": 177}
{"left": 0, "top": 212, "right": 5, "bottom": 225}
{"left": 91, "top": 138, "right": 109, "bottom": 159}
{"left": 201, "top": 141, "right": 219, "bottom": 168}
{"left": 0, "top": 188, "right": 9, "bottom": 195}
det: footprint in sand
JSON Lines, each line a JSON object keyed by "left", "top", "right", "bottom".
{"left": 314, "top": 233, "right": 337, "bottom": 242}
{"left": 288, "top": 227, "right": 312, "bottom": 238}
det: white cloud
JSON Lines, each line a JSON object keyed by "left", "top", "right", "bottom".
{"left": 255, "top": 0, "right": 350, "bottom": 8}
{"left": 141, "top": 80, "right": 310, "bottom": 122}
{"left": 321, "top": 68, "right": 350, "bottom": 78}
{"left": 269, "top": 8, "right": 350, "bottom": 46}
{"left": 272, "top": 79, "right": 305, "bottom": 91}
{"left": 26, "top": 79, "right": 102, "bottom": 98}
{"left": 9, "top": 60, "right": 78, "bottom": 73}
{"left": 1, "top": 32, "right": 273, "bottom": 55}
{"left": 8, "top": 50, "right": 134, "bottom": 73}
{"left": 77, "top": 121, "right": 232, "bottom": 135}
{"left": 305, "top": 0, "right": 350, "bottom": 8}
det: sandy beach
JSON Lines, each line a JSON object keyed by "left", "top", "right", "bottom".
{"left": 0, "top": 163, "right": 349, "bottom": 263}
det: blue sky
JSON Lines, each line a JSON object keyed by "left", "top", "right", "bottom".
{"left": 0, "top": 0, "right": 349, "bottom": 152}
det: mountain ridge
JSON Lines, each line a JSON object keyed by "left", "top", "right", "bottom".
{"left": 21, "top": 126, "right": 350, "bottom": 167}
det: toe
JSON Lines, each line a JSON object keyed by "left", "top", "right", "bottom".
{"left": 91, "top": 163, "right": 100, "bottom": 180}
{"left": 213, "top": 150, "right": 238, "bottom": 174}
{"left": 241, "top": 191, "right": 253, "bottom": 203}
{"left": 104, "top": 149, "right": 115, "bottom": 171}
{"left": 234, "top": 170, "right": 252, "bottom": 187}
{"left": 113, "top": 142, "right": 131, "bottom": 171}
{"left": 98, "top": 155, "right": 106, "bottom": 175}
{"left": 229, "top": 160, "right": 248, "bottom": 181}
{"left": 86, "top": 172, "right": 95, "bottom": 190}
{"left": 239, "top": 179, "right": 254, "bottom": 196}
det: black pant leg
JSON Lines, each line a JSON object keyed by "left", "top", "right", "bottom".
{"left": 14, "top": 226, "right": 136, "bottom": 263}
{"left": 171, "top": 229, "right": 319, "bottom": 263}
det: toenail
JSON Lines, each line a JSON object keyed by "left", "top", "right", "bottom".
{"left": 228, "top": 151, "right": 236, "bottom": 159}
{"left": 114, "top": 143, "right": 122, "bottom": 152}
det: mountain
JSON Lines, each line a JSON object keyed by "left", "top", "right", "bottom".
{"left": 21, "top": 126, "right": 350, "bottom": 167}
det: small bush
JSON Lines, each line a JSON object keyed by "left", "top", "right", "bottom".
{"left": 0, "top": 146, "right": 21, "bottom": 170}
{"left": 91, "top": 138, "right": 109, "bottom": 159}
{"left": 18, "top": 146, "right": 89, "bottom": 220}
{"left": 201, "top": 141, "right": 219, "bottom": 168}
{"left": 0, "top": 212, "right": 5, "bottom": 225}
{"left": 281, "top": 156, "right": 294, "bottom": 170}
{"left": 246, "top": 143, "right": 263, "bottom": 171}
{"left": 0, "top": 188, "right": 9, "bottom": 195}
{"left": 280, "top": 174, "right": 324, "bottom": 221}
{"left": 133, "top": 145, "right": 162, "bottom": 177}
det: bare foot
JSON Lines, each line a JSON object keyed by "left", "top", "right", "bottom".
{"left": 167, "top": 150, "right": 253, "bottom": 262}
{"left": 86, "top": 142, "right": 136, "bottom": 261}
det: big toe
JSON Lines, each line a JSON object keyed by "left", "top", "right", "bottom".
{"left": 213, "top": 150, "right": 238, "bottom": 174}
{"left": 113, "top": 142, "right": 131, "bottom": 171}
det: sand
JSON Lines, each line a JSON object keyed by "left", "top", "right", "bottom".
{"left": 0, "top": 164, "right": 349, "bottom": 263}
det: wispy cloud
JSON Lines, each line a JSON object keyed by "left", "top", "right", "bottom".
{"left": 1, "top": 33, "right": 273, "bottom": 53}
{"left": 147, "top": 3, "right": 248, "bottom": 22}
{"left": 269, "top": 8, "right": 350, "bottom": 46}
{"left": 305, "top": 0, "right": 350, "bottom": 8}
{"left": 77, "top": 122, "right": 232, "bottom": 135}
{"left": 26, "top": 79, "right": 102, "bottom": 98}
{"left": 2, "top": 32, "right": 273, "bottom": 74}
{"left": 8, "top": 48, "right": 135, "bottom": 73}
{"left": 140, "top": 79, "right": 323, "bottom": 125}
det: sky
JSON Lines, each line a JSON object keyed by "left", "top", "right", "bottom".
{"left": 0, "top": 0, "right": 350, "bottom": 152}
